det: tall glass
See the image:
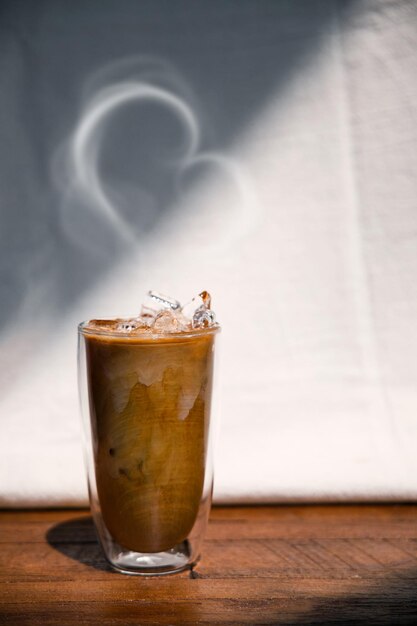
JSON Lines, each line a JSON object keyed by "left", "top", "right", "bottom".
{"left": 78, "top": 321, "right": 220, "bottom": 575}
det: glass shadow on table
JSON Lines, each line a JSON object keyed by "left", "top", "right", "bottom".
{"left": 46, "top": 515, "right": 113, "bottom": 573}
{"left": 46, "top": 515, "right": 197, "bottom": 577}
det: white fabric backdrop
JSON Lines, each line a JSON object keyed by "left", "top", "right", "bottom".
{"left": 1, "top": 0, "right": 417, "bottom": 506}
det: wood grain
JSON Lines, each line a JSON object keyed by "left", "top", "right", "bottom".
{"left": 1, "top": 505, "right": 417, "bottom": 624}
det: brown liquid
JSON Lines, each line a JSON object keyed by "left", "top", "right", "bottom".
{"left": 84, "top": 325, "right": 217, "bottom": 553}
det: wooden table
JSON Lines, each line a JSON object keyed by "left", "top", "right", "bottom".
{"left": 1, "top": 505, "right": 417, "bottom": 624}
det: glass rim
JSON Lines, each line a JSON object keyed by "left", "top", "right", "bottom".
{"left": 78, "top": 318, "right": 221, "bottom": 341}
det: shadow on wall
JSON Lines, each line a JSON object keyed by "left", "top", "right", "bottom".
{"left": 0, "top": 0, "right": 356, "bottom": 332}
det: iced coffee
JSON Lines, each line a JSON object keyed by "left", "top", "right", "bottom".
{"left": 79, "top": 291, "right": 219, "bottom": 566}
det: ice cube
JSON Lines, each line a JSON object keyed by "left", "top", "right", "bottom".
{"left": 138, "top": 309, "right": 156, "bottom": 327}
{"left": 153, "top": 309, "right": 183, "bottom": 332}
{"left": 181, "top": 295, "right": 204, "bottom": 321}
{"left": 138, "top": 291, "right": 181, "bottom": 326}
{"left": 192, "top": 307, "right": 216, "bottom": 329}
{"left": 181, "top": 290, "right": 215, "bottom": 329}
{"left": 148, "top": 291, "right": 181, "bottom": 310}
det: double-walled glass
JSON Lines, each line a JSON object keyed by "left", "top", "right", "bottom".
{"left": 78, "top": 321, "right": 220, "bottom": 575}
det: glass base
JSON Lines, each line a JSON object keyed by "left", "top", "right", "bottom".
{"left": 106, "top": 540, "right": 197, "bottom": 576}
